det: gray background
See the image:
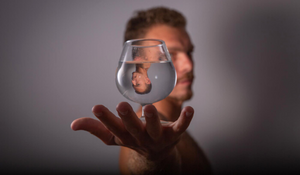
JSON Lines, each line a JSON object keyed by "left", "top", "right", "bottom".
{"left": 1, "top": 0, "right": 300, "bottom": 174}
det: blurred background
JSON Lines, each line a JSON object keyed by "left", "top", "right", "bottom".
{"left": 1, "top": 0, "right": 300, "bottom": 174}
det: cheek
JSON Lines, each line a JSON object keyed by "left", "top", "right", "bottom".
{"left": 173, "top": 60, "right": 178, "bottom": 69}
{"left": 173, "top": 63, "right": 180, "bottom": 76}
{"left": 171, "top": 85, "right": 181, "bottom": 93}
{"left": 173, "top": 59, "right": 185, "bottom": 74}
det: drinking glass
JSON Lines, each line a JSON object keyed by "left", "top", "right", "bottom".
{"left": 116, "top": 39, "right": 176, "bottom": 123}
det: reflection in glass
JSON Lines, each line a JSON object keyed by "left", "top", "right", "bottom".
{"left": 116, "top": 39, "right": 176, "bottom": 122}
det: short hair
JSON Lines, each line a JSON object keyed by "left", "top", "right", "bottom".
{"left": 124, "top": 7, "right": 187, "bottom": 42}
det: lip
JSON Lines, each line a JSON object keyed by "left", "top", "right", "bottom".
{"left": 177, "top": 79, "right": 193, "bottom": 85}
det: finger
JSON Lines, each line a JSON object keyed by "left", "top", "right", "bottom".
{"left": 144, "top": 104, "right": 162, "bottom": 140}
{"left": 71, "top": 117, "right": 117, "bottom": 145}
{"left": 117, "top": 102, "right": 144, "bottom": 140}
{"left": 172, "top": 106, "right": 194, "bottom": 136}
{"left": 92, "top": 105, "right": 128, "bottom": 140}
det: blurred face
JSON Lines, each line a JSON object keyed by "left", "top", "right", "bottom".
{"left": 132, "top": 71, "right": 151, "bottom": 94}
{"left": 144, "top": 25, "right": 194, "bottom": 101}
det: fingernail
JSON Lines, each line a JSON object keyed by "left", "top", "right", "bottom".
{"left": 92, "top": 106, "right": 103, "bottom": 117}
{"left": 145, "top": 112, "right": 153, "bottom": 117}
{"left": 186, "top": 111, "right": 193, "bottom": 117}
{"left": 70, "top": 121, "right": 77, "bottom": 131}
{"left": 94, "top": 112, "right": 102, "bottom": 117}
{"left": 118, "top": 109, "right": 128, "bottom": 115}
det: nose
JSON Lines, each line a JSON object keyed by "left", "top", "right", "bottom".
{"left": 132, "top": 79, "right": 136, "bottom": 86}
{"left": 175, "top": 53, "right": 193, "bottom": 74}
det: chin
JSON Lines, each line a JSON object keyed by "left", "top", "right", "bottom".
{"left": 169, "top": 90, "right": 193, "bottom": 102}
{"left": 181, "top": 92, "right": 193, "bottom": 101}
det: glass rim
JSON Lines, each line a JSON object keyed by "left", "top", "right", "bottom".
{"left": 125, "top": 39, "right": 165, "bottom": 48}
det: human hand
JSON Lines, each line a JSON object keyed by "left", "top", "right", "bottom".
{"left": 71, "top": 102, "right": 194, "bottom": 161}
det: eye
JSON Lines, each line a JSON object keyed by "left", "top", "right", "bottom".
{"left": 159, "top": 55, "right": 167, "bottom": 61}
{"left": 187, "top": 51, "right": 193, "bottom": 59}
{"left": 169, "top": 52, "right": 176, "bottom": 60}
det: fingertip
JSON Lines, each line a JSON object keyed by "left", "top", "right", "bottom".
{"left": 184, "top": 106, "right": 194, "bottom": 117}
{"left": 116, "top": 101, "right": 130, "bottom": 107}
{"left": 143, "top": 104, "right": 157, "bottom": 114}
{"left": 172, "top": 107, "right": 194, "bottom": 134}
{"left": 117, "top": 102, "right": 133, "bottom": 109}
{"left": 144, "top": 111, "right": 153, "bottom": 118}
{"left": 116, "top": 102, "right": 130, "bottom": 115}
{"left": 92, "top": 105, "right": 105, "bottom": 117}
{"left": 185, "top": 106, "right": 194, "bottom": 111}
{"left": 116, "top": 102, "right": 135, "bottom": 117}
{"left": 70, "top": 120, "right": 78, "bottom": 131}
{"left": 92, "top": 105, "right": 101, "bottom": 112}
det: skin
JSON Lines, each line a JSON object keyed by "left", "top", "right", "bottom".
{"left": 131, "top": 47, "right": 164, "bottom": 94}
{"left": 132, "top": 65, "right": 151, "bottom": 94}
{"left": 71, "top": 24, "right": 211, "bottom": 174}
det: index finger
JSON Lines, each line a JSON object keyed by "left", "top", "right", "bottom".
{"left": 71, "top": 117, "right": 117, "bottom": 145}
{"left": 92, "top": 105, "right": 127, "bottom": 139}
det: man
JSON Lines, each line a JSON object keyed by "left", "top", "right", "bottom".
{"left": 131, "top": 64, "right": 152, "bottom": 94}
{"left": 131, "top": 40, "right": 168, "bottom": 94}
{"left": 71, "top": 7, "right": 211, "bottom": 174}
{"left": 132, "top": 51, "right": 152, "bottom": 94}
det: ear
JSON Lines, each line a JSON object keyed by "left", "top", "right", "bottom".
{"left": 145, "top": 77, "right": 151, "bottom": 84}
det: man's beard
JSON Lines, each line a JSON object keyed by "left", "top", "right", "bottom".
{"left": 167, "top": 88, "right": 193, "bottom": 102}
{"left": 168, "top": 72, "right": 194, "bottom": 101}
{"left": 177, "top": 91, "right": 193, "bottom": 101}
{"left": 176, "top": 72, "right": 194, "bottom": 83}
